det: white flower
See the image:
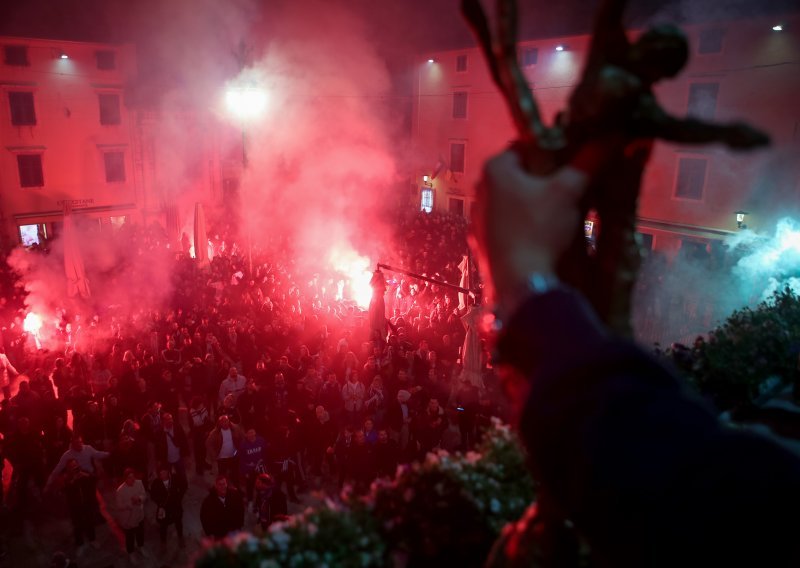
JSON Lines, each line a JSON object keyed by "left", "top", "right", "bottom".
{"left": 465, "top": 451, "right": 482, "bottom": 464}
{"left": 270, "top": 529, "right": 291, "bottom": 551}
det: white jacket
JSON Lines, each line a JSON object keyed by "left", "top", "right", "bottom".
{"left": 116, "top": 479, "right": 146, "bottom": 529}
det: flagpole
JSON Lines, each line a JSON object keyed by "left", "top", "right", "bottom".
{"left": 377, "top": 263, "right": 471, "bottom": 294}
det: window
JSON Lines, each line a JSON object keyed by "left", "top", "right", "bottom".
{"left": 521, "top": 47, "right": 539, "bottom": 66}
{"left": 698, "top": 28, "right": 725, "bottom": 54}
{"left": 687, "top": 83, "right": 719, "bottom": 119}
{"left": 104, "top": 152, "right": 125, "bottom": 182}
{"left": 585, "top": 220, "right": 595, "bottom": 239}
{"left": 448, "top": 197, "right": 465, "bottom": 216}
{"left": 96, "top": 50, "right": 116, "bottom": 70}
{"left": 9, "top": 91, "right": 36, "bottom": 125}
{"left": 18, "top": 224, "right": 46, "bottom": 246}
{"left": 637, "top": 232, "right": 654, "bottom": 253}
{"left": 450, "top": 142, "right": 466, "bottom": 173}
{"left": 98, "top": 93, "right": 121, "bottom": 125}
{"left": 452, "top": 91, "right": 468, "bottom": 119}
{"left": 4, "top": 45, "right": 29, "bottom": 66}
{"left": 420, "top": 188, "right": 433, "bottom": 213}
{"left": 456, "top": 54, "right": 468, "bottom": 72}
{"left": 110, "top": 216, "right": 127, "bottom": 228}
{"left": 17, "top": 154, "right": 44, "bottom": 187}
{"left": 675, "top": 157, "right": 707, "bottom": 200}
{"left": 680, "top": 239, "right": 710, "bottom": 262}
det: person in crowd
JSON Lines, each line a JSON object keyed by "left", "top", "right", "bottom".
{"left": 45, "top": 434, "right": 110, "bottom": 524}
{"left": 217, "top": 393, "right": 242, "bottom": 425}
{"left": 374, "top": 428, "right": 399, "bottom": 478}
{"left": 269, "top": 423, "right": 300, "bottom": 503}
{"left": 387, "top": 389, "right": 415, "bottom": 455}
{"left": 44, "top": 415, "right": 73, "bottom": 471}
{"left": 115, "top": 468, "right": 146, "bottom": 559}
{"left": 341, "top": 430, "right": 374, "bottom": 494}
{"left": 139, "top": 401, "right": 163, "bottom": 443}
{"left": 218, "top": 367, "right": 247, "bottom": 405}
{"left": 239, "top": 427, "right": 267, "bottom": 501}
{"left": 266, "top": 373, "right": 290, "bottom": 423}
{"left": 200, "top": 475, "right": 245, "bottom": 540}
{"left": 472, "top": 148, "right": 800, "bottom": 565}
{"left": 6, "top": 416, "right": 45, "bottom": 516}
{"left": 317, "top": 372, "right": 343, "bottom": 427}
{"left": 452, "top": 377, "right": 479, "bottom": 451}
{"left": 237, "top": 380, "right": 266, "bottom": 430}
{"left": 75, "top": 400, "right": 105, "bottom": 450}
{"left": 341, "top": 370, "right": 365, "bottom": 427}
{"left": 252, "top": 473, "right": 288, "bottom": 532}
{"left": 307, "top": 406, "right": 336, "bottom": 478}
{"left": 362, "top": 418, "right": 378, "bottom": 446}
{"left": 364, "top": 375, "right": 386, "bottom": 426}
{"left": 189, "top": 396, "right": 213, "bottom": 475}
{"left": 62, "top": 458, "right": 99, "bottom": 549}
{"left": 112, "top": 420, "right": 148, "bottom": 480}
{"left": 330, "top": 424, "right": 354, "bottom": 489}
{"left": 155, "top": 412, "right": 189, "bottom": 480}
{"left": 150, "top": 463, "right": 187, "bottom": 550}
{"left": 413, "top": 397, "right": 448, "bottom": 458}
{"left": 0, "top": 347, "right": 19, "bottom": 394}
{"left": 206, "top": 414, "right": 244, "bottom": 484}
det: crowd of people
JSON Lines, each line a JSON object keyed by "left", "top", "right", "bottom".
{"left": 0, "top": 209, "right": 507, "bottom": 565}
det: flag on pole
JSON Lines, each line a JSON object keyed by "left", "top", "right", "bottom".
{"left": 431, "top": 157, "right": 446, "bottom": 180}
{"left": 194, "top": 202, "right": 209, "bottom": 266}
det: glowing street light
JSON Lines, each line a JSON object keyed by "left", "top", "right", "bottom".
{"left": 555, "top": 45, "right": 565, "bottom": 52}
{"left": 735, "top": 210, "right": 749, "bottom": 229}
{"left": 427, "top": 58, "right": 435, "bottom": 63}
{"left": 60, "top": 52, "right": 69, "bottom": 59}
{"left": 224, "top": 86, "right": 267, "bottom": 121}
{"left": 772, "top": 24, "right": 783, "bottom": 31}
{"left": 224, "top": 83, "right": 266, "bottom": 273}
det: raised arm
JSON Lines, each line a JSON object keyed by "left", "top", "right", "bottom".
{"left": 639, "top": 98, "right": 771, "bottom": 148}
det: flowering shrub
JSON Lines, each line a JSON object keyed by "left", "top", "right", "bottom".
{"left": 197, "top": 505, "right": 386, "bottom": 568}
{"left": 197, "top": 420, "right": 535, "bottom": 567}
{"left": 662, "top": 287, "right": 800, "bottom": 410}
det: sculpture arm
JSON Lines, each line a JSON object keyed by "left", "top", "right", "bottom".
{"left": 643, "top": 103, "right": 770, "bottom": 148}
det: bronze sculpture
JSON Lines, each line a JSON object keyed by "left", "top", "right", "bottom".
{"left": 463, "top": 0, "right": 769, "bottom": 335}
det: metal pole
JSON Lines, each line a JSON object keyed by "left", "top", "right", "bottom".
{"left": 377, "top": 263, "right": 471, "bottom": 294}
{"left": 242, "top": 127, "right": 253, "bottom": 274}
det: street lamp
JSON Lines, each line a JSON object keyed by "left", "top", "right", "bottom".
{"left": 735, "top": 210, "right": 749, "bottom": 229}
{"left": 224, "top": 83, "right": 266, "bottom": 272}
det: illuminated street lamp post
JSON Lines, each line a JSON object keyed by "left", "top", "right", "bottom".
{"left": 735, "top": 210, "right": 749, "bottom": 230}
{"left": 224, "top": 84, "right": 266, "bottom": 273}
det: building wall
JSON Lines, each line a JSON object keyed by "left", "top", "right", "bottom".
{"left": 412, "top": 13, "right": 800, "bottom": 252}
{"left": 0, "top": 36, "right": 140, "bottom": 245}
{"left": 0, "top": 36, "right": 228, "bottom": 250}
